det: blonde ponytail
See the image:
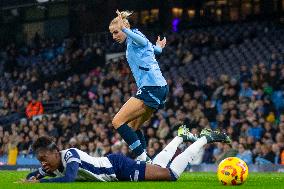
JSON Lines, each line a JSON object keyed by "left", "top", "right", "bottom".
{"left": 120, "top": 11, "right": 133, "bottom": 19}
{"left": 109, "top": 10, "right": 133, "bottom": 29}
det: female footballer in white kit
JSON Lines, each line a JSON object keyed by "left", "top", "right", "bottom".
{"left": 22, "top": 128, "right": 231, "bottom": 183}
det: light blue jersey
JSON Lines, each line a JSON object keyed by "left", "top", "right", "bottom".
{"left": 123, "top": 28, "right": 167, "bottom": 88}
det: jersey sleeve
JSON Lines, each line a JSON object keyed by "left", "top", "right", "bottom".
{"left": 63, "top": 149, "right": 81, "bottom": 164}
{"left": 153, "top": 45, "right": 162, "bottom": 54}
{"left": 122, "top": 28, "right": 147, "bottom": 46}
{"left": 39, "top": 161, "right": 79, "bottom": 183}
{"left": 26, "top": 169, "right": 44, "bottom": 180}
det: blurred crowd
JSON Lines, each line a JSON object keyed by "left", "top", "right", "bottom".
{"left": 0, "top": 22, "right": 284, "bottom": 166}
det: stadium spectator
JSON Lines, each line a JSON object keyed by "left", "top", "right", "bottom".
{"left": 281, "top": 150, "right": 284, "bottom": 165}
{"left": 255, "top": 144, "right": 275, "bottom": 165}
{"left": 25, "top": 97, "right": 44, "bottom": 119}
{"left": 215, "top": 143, "right": 238, "bottom": 164}
{"left": 236, "top": 143, "right": 253, "bottom": 165}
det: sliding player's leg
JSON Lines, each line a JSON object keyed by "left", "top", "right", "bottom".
{"left": 144, "top": 136, "right": 206, "bottom": 181}
{"left": 107, "top": 129, "right": 231, "bottom": 182}
{"left": 145, "top": 128, "right": 231, "bottom": 181}
{"left": 169, "top": 129, "right": 231, "bottom": 179}
{"left": 152, "top": 125, "right": 198, "bottom": 168}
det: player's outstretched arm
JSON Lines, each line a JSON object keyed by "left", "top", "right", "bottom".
{"left": 122, "top": 28, "right": 147, "bottom": 46}
{"left": 39, "top": 161, "right": 79, "bottom": 183}
{"left": 116, "top": 10, "right": 147, "bottom": 46}
{"left": 18, "top": 167, "right": 53, "bottom": 183}
{"left": 26, "top": 168, "right": 46, "bottom": 181}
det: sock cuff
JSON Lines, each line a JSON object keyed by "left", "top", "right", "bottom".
{"left": 168, "top": 168, "right": 178, "bottom": 181}
{"left": 117, "top": 124, "right": 132, "bottom": 133}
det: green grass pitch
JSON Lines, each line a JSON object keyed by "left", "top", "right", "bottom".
{"left": 0, "top": 171, "right": 283, "bottom": 189}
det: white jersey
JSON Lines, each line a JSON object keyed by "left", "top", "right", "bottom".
{"left": 52, "top": 148, "right": 118, "bottom": 182}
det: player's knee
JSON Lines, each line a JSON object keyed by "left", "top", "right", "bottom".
{"left": 129, "top": 122, "right": 139, "bottom": 130}
{"left": 112, "top": 117, "right": 123, "bottom": 129}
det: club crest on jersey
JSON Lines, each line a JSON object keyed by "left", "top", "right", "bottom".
{"left": 136, "top": 89, "right": 142, "bottom": 95}
{"left": 64, "top": 151, "right": 73, "bottom": 162}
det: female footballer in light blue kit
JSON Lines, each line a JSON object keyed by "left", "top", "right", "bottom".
{"left": 109, "top": 10, "right": 168, "bottom": 161}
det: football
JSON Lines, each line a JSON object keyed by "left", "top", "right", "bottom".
{"left": 217, "top": 157, "right": 249, "bottom": 185}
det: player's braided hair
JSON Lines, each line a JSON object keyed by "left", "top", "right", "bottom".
{"left": 32, "top": 136, "right": 58, "bottom": 154}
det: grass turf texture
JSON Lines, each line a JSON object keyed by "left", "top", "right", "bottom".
{"left": 0, "top": 171, "right": 283, "bottom": 189}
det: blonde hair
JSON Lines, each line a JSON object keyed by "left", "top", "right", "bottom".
{"left": 109, "top": 10, "right": 133, "bottom": 28}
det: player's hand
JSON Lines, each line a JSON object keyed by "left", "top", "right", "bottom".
{"left": 15, "top": 177, "right": 40, "bottom": 184}
{"left": 27, "top": 179, "right": 39, "bottom": 183}
{"left": 116, "top": 10, "right": 126, "bottom": 30}
{"left": 29, "top": 176, "right": 38, "bottom": 181}
{"left": 156, "top": 36, "right": 166, "bottom": 49}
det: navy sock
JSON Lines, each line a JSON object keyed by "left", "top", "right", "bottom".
{"left": 135, "top": 129, "right": 147, "bottom": 151}
{"left": 117, "top": 124, "right": 144, "bottom": 157}
{"left": 168, "top": 168, "right": 178, "bottom": 181}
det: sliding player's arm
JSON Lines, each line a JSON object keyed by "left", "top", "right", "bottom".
{"left": 40, "top": 149, "right": 81, "bottom": 183}
{"left": 26, "top": 167, "right": 55, "bottom": 180}
{"left": 39, "top": 161, "right": 79, "bottom": 183}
